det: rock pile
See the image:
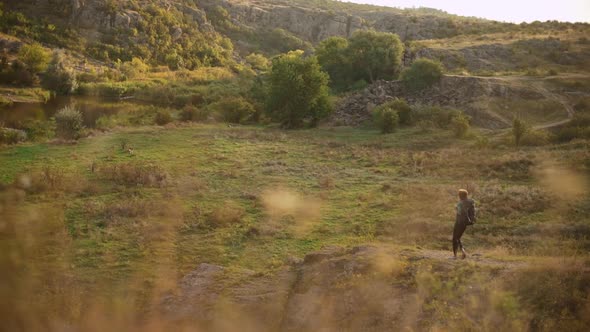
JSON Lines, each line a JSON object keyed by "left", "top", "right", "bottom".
{"left": 331, "top": 75, "right": 546, "bottom": 129}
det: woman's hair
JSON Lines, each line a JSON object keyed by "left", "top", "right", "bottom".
{"left": 458, "top": 189, "right": 468, "bottom": 200}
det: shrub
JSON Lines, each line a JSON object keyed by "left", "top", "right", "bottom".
{"left": 1, "top": 60, "right": 36, "bottom": 86}
{"left": 245, "top": 53, "right": 269, "bottom": 71}
{"left": 389, "top": 98, "right": 412, "bottom": 125}
{"left": 54, "top": 105, "right": 84, "bottom": 140}
{"left": 209, "top": 97, "right": 255, "bottom": 124}
{"left": 373, "top": 104, "right": 399, "bottom": 134}
{"left": 266, "top": 51, "right": 332, "bottom": 128}
{"left": 413, "top": 106, "right": 462, "bottom": 129}
{"left": 154, "top": 109, "right": 173, "bottom": 125}
{"left": 347, "top": 30, "right": 405, "bottom": 83}
{"left": 98, "top": 162, "right": 169, "bottom": 187}
{"left": 401, "top": 58, "right": 444, "bottom": 91}
{"left": 180, "top": 105, "right": 208, "bottom": 122}
{"left": 0, "top": 127, "right": 27, "bottom": 144}
{"left": 554, "top": 113, "right": 590, "bottom": 142}
{"left": 120, "top": 57, "right": 149, "bottom": 79}
{"left": 208, "top": 201, "right": 245, "bottom": 227}
{"left": 21, "top": 119, "right": 54, "bottom": 141}
{"left": 18, "top": 43, "right": 50, "bottom": 74}
{"left": 451, "top": 113, "right": 471, "bottom": 138}
{"left": 512, "top": 117, "right": 529, "bottom": 146}
{"left": 43, "top": 50, "right": 78, "bottom": 94}
{"left": 520, "top": 129, "right": 552, "bottom": 146}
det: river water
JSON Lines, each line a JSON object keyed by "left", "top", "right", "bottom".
{"left": 0, "top": 96, "right": 126, "bottom": 128}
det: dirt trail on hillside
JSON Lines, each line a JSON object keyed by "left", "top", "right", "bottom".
{"left": 159, "top": 245, "right": 534, "bottom": 331}
{"left": 447, "top": 74, "right": 580, "bottom": 130}
{"left": 407, "top": 248, "right": 528, "bottom": 269}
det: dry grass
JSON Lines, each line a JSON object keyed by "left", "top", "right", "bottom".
{"left": 208, "top": 200, "right": 245, "bottom": 227}
{"left": 98, "top": 162, "right": 169, "bottom": 187}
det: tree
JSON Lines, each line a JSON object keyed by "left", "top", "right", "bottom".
{"left": 43, "top": 50, "right": 78, "bottom": 94}
{"left": 18, "top": 43, "right": 50, "bottom": 74}
{"left": 401, "top": 58, "right": 444, "bottom": 91}
{"left": 266, "top": 51, "right": 332, "bottom": 129}
{"left": 315, "top": 37, "right": 351, "bottom": 91}
{"left": 512, "top": 117, "right": 528, "bottom": 146}
{"left": 347, "top": 30, "right": 404, "bottom": 83}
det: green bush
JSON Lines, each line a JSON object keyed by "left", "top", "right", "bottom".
{"left": 266, "top": 51, "right": 332, "bottom": 128}
{"left": 0, "top": 127, "right": 27, "bottom": 145}
{"left": 154, "top": 109, "right": 173, "bottom": 125}
{"left": 520, "top": 129, "right": 552, "bottom": 146}
{"left": 348, "top": 30, "right": 405, "bottom": 83}
{"left": 120, "top": 57, "right": 149, "bottom": 79}
{"left": 402, "top": 58, "right": 444, "bottom": 91}
{"left": 21, "top": 119, "right": 54, "bottom": 141}
{"left": 54, "top": 105, "right": 84, "bottom": 140}
{"left": 43, "top": 50, "right": 78, "bottom": 94}
{"left": 512, "top": 117, "right": 529, "bottom": 146}
{"left": 450, "top": 113, "right": 471, "bottom": 138}
{"left": 18, "top": 43, "right": 50, "bottom": 74}
{"left": 413, "top": 106, "right": 461, "bottom": 129}
{"left": 245, "top": 53, "right": 269, "bottom": 71}
{"left": 180, "top": 105, "right": 208, "bottom": 122}
{"left": 554, "top": 113, "right": 590, "bottom": 142}
{"left": 373, "top": 104, "right": 400, "bottom": 134}
{"left": 209, "top": 97, "right": 255, "bottom": 124}
{"left": 389, "top": 98, "right": 412, "bottom": 125}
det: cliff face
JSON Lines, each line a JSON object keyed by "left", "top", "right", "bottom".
{"left": 198, "top": 0, "right": 504, "bottom": 42}
{"left": 198, "top": 0, "right": 365, "bottom": 42}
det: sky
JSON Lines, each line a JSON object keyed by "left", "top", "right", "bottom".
{"left": 344, "top": 0, "right": 590, "bottom": 23}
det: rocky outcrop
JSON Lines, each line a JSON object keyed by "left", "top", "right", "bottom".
{"left": 409, "top": 37, "right": 589, "bottom": 72}
{"left": 332, "top": 76, "right": 548, "bottom": 129}
{"left": 157, "top": 246, "right": 419, "bottom": 331}
{"left": 199, "top": 0, "right": 365, "bottom": 42}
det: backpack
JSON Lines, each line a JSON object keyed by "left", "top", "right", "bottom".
{"left": 463, "top": 199, "right": 477, "bottom": 226}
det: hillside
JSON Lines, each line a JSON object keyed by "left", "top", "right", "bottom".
{"left": 1, "top": 0, "right": 590, "bottom": 331}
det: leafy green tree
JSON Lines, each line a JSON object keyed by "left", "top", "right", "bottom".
{"left": 512, "top": 117, "right": 529, "bottom": 146}
{"left": 266, "top": 51, "right": 331, "bottom": 128}
{"left": 315, "top": 37, "right": 351, "bottom": 91}
{"left": 347, "top": 30, "right": 404, "bottom": 83}
{"left": 401, "top": 58, "right": 444, "bottom": 91}
{"left": 18, "top": 43, "right": 50, "bottom": 74}
{"left": 43, "top": 50, "right": 78, "bottom": 94}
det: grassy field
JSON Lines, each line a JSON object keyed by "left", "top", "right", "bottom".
{"left": 1, "top": 123, "right": 589, "bottom": 329}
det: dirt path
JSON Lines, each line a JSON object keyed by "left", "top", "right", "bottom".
{"left": 447, "top": 74, "right": 583, "bottom": 131}
{"left": 407, "top": 248, "right": 528, "bottom": 269}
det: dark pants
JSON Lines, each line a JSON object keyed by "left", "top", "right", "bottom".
{"left": 452, "top": 222, "right": 467, "bottom": 256}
